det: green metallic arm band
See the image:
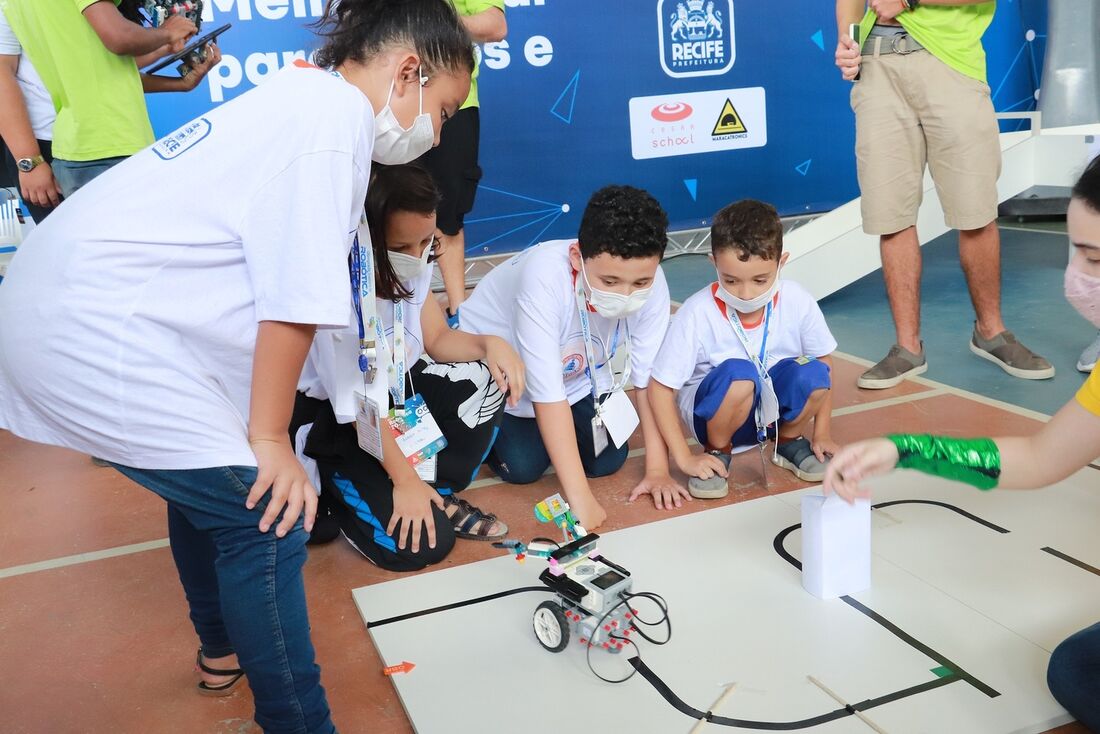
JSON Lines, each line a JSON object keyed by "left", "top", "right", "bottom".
{"left": 887, "top": 434, "right": 1001, "bottom": 490}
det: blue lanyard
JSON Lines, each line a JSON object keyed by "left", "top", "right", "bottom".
{"left": 349, "top": 221, "right": 407, "bottom": 414}
{"left": 349, "top": 224, "right": 376, "bottom": 380}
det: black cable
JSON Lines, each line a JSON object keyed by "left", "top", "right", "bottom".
{"left": 584, "top": 596, "right": 637, "bottom": 684}
{"left": 622, "top": 590, "right": 672, "bottom": 645}
{"left": 530, "top": 536, "right": 561, "bottom": 548}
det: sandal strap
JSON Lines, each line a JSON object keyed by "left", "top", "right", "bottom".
{"left": 446, "top": 496, "right": 499, "bottom": 536}
{"left": 196, "top": 649, "right": 243, "bottom": 677}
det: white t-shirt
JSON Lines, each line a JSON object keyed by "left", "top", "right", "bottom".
{"left": 0, "top": 7, "right": 54, "bottom": 140}
{"left": 460, "top": 239, "right": 671, "bottom": 418}
{"left": 300, "top": 263, "right": 435, "bottom": 423}
{"left": 0, "top": 63, "right": 374, "bottom": 469}
{"left": 650, "top": 280, "right": 837, "bottom": 427}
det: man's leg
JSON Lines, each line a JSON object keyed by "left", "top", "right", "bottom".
{"left": 915, "top": 50, "right": 1053, "bottom": 380}
{"left": 881, "top": 226, "right": 923, "bottom": 354}
{"left": 849, "top": 52, "right": 928, "bottom": 389}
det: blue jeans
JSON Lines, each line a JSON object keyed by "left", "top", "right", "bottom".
{"left": 52, "top": 156, "right": 128, "bottom": 198}
{"left": 113, "top": 464, "right": 336, "bottom": 734}
{"left": 1047, "top": 621, "right": 1100, "bottom": 730}
{"left": 487, "top": 395, "right": 629, "bottom": 484}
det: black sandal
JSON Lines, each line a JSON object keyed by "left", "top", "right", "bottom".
{"left": 443, "top": 495, "right": 508, "bottom": 541}
{"left": 195, "top": 649, "right": 246, "bottom": 697}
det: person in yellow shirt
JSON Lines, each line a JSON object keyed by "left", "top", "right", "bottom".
{"left": 823, "top": 155, "right": 1100, "bottom": 732}
{"left": 834, "top": 0, "right": 1053, "bottom": 388}
{"left": 0, "top": 0, "right": 218, "bottom": 197}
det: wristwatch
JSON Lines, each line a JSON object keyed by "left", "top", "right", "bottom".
{"left": 16, "top": 155, "right": 45, "bottom": 173}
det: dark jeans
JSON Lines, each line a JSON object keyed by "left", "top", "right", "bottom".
{"left": 1047, "top": 621, "right": 1100, "bottom": 730}
{"left": 487, "top": 394, "right": 629, "bottom": 484}
{"left": 1, "top": 138, "right": 58, "bottom": 224}
{"left": 112, "top": 464, "right": 336, "bottom": 734}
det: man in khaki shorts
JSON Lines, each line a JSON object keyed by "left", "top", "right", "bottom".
{"left": 835, "top": 0, "right": 1054, "bottom": 389}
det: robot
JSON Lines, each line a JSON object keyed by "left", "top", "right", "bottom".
{"left": 496, "top": 494, "right": 640, "bottom": 655}
{"left": 142, "top": 0, "right": 202, "bottom": 28}
{"left": 532, "top": 532, "right": 637, "bottom": 655}
{"left": 141, "top": 1, "right": 226, "bottom": 77}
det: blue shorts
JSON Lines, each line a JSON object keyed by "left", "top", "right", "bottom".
{"left": 691, "top": 357, "right": 831, "bottom": 448}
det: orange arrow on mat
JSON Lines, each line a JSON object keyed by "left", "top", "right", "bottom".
{"left": 383, "top": 661, "right": 416, "bottom": 676}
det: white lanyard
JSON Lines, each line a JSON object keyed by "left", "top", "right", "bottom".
{"left": 350, "top": 220, "right": 408, "bottom": 415}
{"left": 574, "top": 274, "right": 631, "bottom": 403}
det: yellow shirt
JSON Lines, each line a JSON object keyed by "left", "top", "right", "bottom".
{"left": 1076, "top": 366, "right": 1100, "bottom": 417}
{"left": 859, "top": 3, "right": 996, "bottom": 84}
{"left": 452, "top": 0, "right": 505, "bottom": 110}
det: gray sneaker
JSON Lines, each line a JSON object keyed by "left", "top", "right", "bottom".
{"left": 857, "top": 344, "right": 927, "bottom": 389}
{"left": 1078, "top": 332, "right": 1100, "bottom": 373}
{"left": 969, "top": 327, "right": 1054, "bottom": 380}
{"left": 772, "top": 437, "right": 828, "bottom": 483}
{"left": 687, "top": 450, "right": 732, "bottom": 499}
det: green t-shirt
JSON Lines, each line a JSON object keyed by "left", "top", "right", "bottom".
{"left": 859, "top": 2, "right": 996, "bottom": 84}
{"left": 452, "top": 0, "right": 505, "bottom": 110}
{"left": 0, "top": 0, "right": 153, "bottom": 161}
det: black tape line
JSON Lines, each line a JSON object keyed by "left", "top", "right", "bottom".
{"left": 366, "top": 586, "right": 553, "bottom": 628}
{"left": 870, "top": 499, "right": 1010, "bottom": 534}
{"left": 840, "top": 596, "right": 1000, "bottom": 699}
{"left": 773, "top": 501, "right": 1002, "bottom": 701}
{"left": 628, "top": 656, "right": 960, "bottom": 730}
{"left": 1041, "top": 546, "right": 1100, "bottom": 577}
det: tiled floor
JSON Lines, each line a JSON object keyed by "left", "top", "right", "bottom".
{"left": 0, "top": 350, "right": 1091, "bottom": 733}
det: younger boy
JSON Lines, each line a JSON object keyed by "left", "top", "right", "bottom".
{"left": 460, "top": 185, "right": 688, "bottom": 528}
{"left": 649, "top": 199, "right": 838, "bottom": 497}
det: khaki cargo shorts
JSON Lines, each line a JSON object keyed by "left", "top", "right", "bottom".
{"left": 852, "top": 47, "right": 1001, "bottom": 235}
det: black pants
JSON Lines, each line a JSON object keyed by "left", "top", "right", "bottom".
{"left": 303, "top": 360, "right": 505, "bottom": 572}
{"left": 0, "top": 138, "right": 58, "bottom": 224}
{"left": 417, "top": 106, "right": 481, "bottom": 236}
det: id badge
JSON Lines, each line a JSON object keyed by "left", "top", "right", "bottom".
{"left": 355, "top": 391, "right": 384, "bottom": 462}
{"left": 760, "top": 375, "right": 781, "bottom": 428}
{"left": 598, "top": 389, "right": 639, "bottom": 449}
{"left": 388, "top": 394, "right": 448, "bottom": 469}
{"left": 416, "top": 453, "right": 438, "bottom": 483}
{"left": 591, "top": 415, "right": 610, "bottom": 457}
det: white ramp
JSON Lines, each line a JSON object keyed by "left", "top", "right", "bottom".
{"left": 353, "top": 468, "right": 1100, "bottom": 733}
{"left": 784, "top": 117, "right": 1100, "bottom": 300}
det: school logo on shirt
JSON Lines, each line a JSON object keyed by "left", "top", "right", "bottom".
{"left": 658, "top": 0, "right": 736, "bottom": 78}
{"left": 562, "top": 353, "right": 585, "bottom": 379}
{"left": 153, "top": 118, "right": 212, "bottom": 161}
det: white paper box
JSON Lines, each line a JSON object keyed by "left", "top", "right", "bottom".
{"left": 801, "top": 495, "right": 871, "bottom": 599}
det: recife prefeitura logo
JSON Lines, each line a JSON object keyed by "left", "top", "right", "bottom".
{"left": 657, "top": 0, "right": 735, "bottom": 78}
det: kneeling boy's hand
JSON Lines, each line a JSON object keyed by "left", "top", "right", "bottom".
{"left": 628, "top": 473, "right": 692, "bottom": 510}
{"left": 676, "top": 452, "right": 729, "bottom": 482}
{"left": 389, "top": 479, "right": 446, "bottom": 554}
{"left": 570, "top": 493, "right": 607, "bottom": 531}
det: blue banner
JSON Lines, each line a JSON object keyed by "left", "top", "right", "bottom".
{"left": 146, "top": 0, "right": 1048, "bottom": 256}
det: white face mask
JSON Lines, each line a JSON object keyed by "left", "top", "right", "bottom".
{"left": 715, "top": 267, "right": 781, "bottom": 314}
{"left": 388, "top": 241, "right": 432, "bottom": 283}
{"left": 580, "top": 259, "right": 652, "bottom": 319}
{"left": 372, "top": 70, "right": 434, "bottom": 165}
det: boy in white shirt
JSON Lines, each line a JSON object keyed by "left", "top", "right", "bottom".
{"left": 649, "top": 199, "right": 839, "bottom": 497}
{"left": 461, "top": 185, "right": 688, "bottom": 529}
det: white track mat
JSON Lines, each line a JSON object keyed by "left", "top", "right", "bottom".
{"left": 353, "top": 468, "right": 1100, "bottom": 733}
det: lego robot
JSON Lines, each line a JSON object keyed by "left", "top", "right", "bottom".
{"left": 532, "top": 532, "right": 638, "bottom": 655}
